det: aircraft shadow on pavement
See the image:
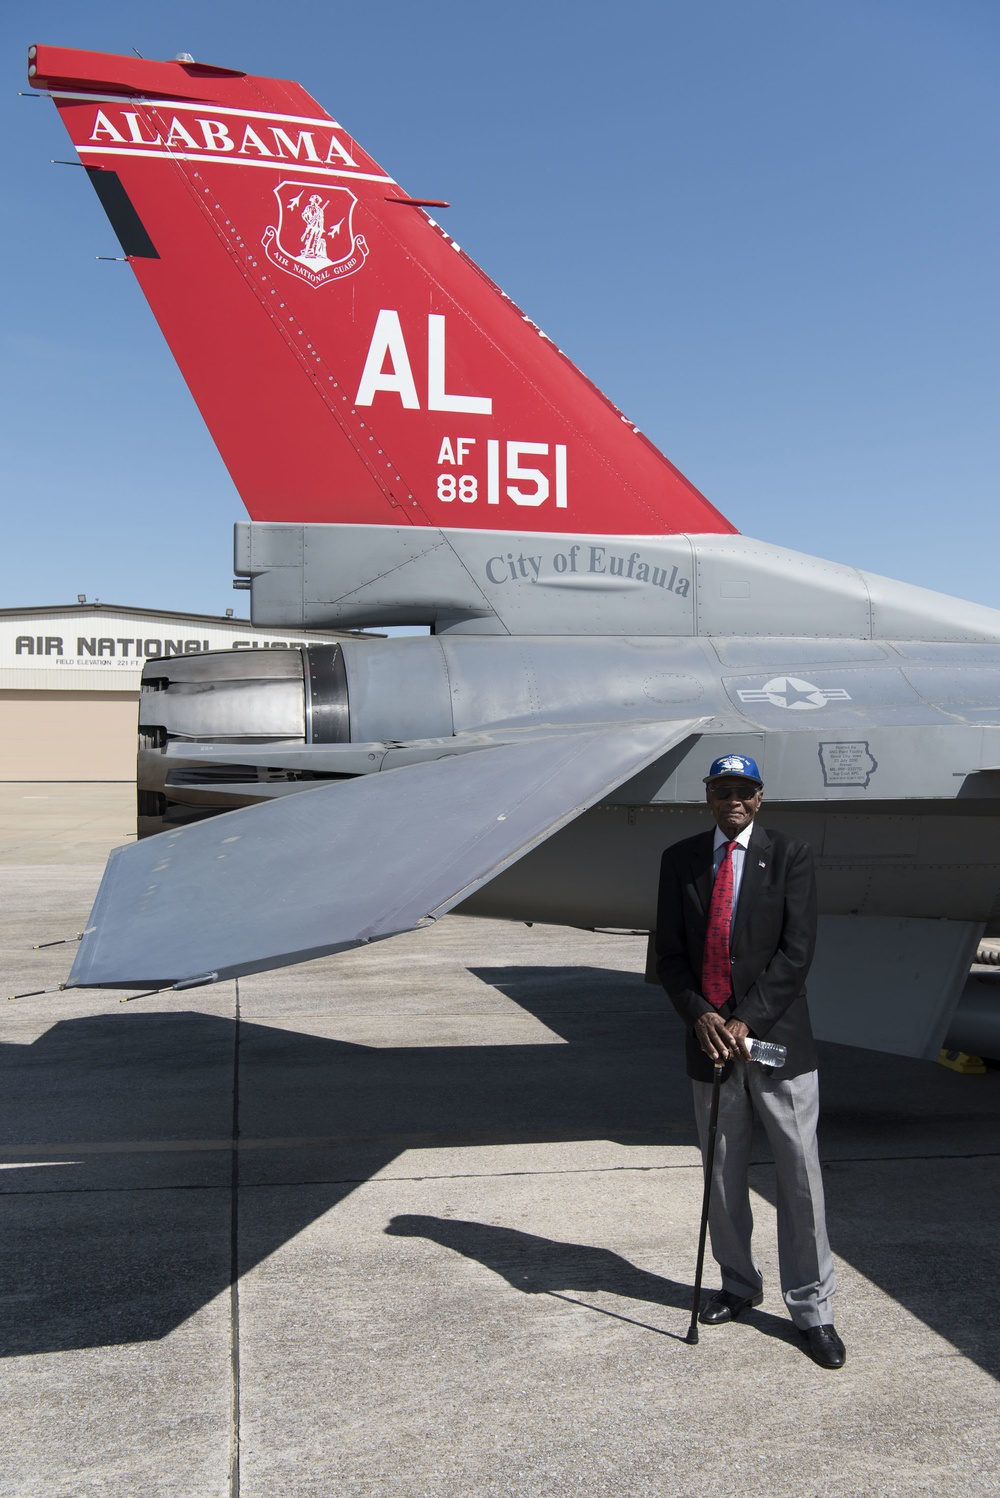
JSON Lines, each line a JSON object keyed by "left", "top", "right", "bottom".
{"left": 0, "top": 968, "right": 685, "bottom": 1359}
{"left": 0, "top": 963, "right": 997, "bottom": 1379}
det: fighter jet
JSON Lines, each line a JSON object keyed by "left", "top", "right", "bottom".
{"left": 28, "top": 44, "right": 1000, "bottom": 1061}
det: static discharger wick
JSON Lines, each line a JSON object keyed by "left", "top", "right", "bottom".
{"left": 385, "top": 197, "right": 451, "bottom": 209}
{"left": 119, "top": 988, "right": 173, "bottom": 1004}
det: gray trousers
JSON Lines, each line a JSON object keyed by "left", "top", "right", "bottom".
{"left": 691, "top": 1063, "right": 836, "bottom": 1329}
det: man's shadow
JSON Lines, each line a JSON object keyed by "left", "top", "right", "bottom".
{"left": 384, "top": 1214, "right": 799, "bottom": 1346}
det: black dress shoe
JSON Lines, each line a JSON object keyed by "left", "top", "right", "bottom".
{"left": 804, "top": 1324, "right": 846, "bottom": 1368}
{"left": 698, "top": 1290, "right": 764, "bottom": 1325}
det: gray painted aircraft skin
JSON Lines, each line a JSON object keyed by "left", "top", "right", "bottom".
{"left": 106, "top": 598, "right": 1000, "bottom": 1064}
{"left": 31, "top": 46, "right": 1000, "bottom": 1062}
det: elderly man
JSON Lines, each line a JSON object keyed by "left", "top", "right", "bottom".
{"left": 654, "top": 753, "right": 845, "bottom": 1369}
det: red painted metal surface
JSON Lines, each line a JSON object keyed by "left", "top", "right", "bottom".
{"left": 32, "top": 44, "right": 736, "bottom": 537}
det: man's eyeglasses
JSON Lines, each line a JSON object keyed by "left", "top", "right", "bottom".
{"left": 707, "top": 782, "right": 761, "bottom": 802}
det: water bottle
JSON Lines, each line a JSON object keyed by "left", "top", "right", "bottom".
{"left": 745, "top": 1036, "right": 787, "bottom": 1068}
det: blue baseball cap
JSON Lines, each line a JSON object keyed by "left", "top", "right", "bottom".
{"left": 704, "top": 754, "right": 763, "bottom": 787}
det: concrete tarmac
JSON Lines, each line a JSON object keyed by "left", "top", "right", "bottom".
{"left": 0, "top": 784, "right": 998, "bottom": 1497}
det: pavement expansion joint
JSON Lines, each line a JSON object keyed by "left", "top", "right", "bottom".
{"left": 2, "top": 1144, "right": 998, "bottom": 1166}
{"left": 7, "top": 1150, "right": 999, "bottom": 1199}
{"left": 227, "top": 975, "right": 242, "bottom": 1498}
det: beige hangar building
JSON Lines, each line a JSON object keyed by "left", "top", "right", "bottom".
{"left": 0, "top": 602, "right": 365, "bottom": 781}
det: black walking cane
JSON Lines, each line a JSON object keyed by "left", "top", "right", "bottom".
{"left": 685, "top": 1060, "right": 724, "bottom": 1345}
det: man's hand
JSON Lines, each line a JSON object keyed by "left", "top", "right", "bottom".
{"left": 694, "top": 1012, "right": 752, "bottom": 1062}
{"left": 724, "top": 1017, "right": 751, "bottom": 1060}
{"left": 694, "top": 1011, "right": 737, "bottom": 1062}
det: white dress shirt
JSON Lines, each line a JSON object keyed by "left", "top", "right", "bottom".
{"left": 712, "top": 822, "right": 755, "bottom": 936}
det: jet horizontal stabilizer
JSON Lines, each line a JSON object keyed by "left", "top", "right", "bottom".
{"left": 159, "top": 727, "right": 648, "bottom": 810}
{"left": 160, "top": 723, "right": 634, "bottom": 776}
{"left": 68, "top": 719, "right": 705, "bottom": 989}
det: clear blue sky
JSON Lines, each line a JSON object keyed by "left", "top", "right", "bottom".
{"left": 3, "top": 0, "right": 997, "bottom": 617}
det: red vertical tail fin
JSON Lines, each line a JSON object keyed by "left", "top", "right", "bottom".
{"left": 32, "top": 44, "right": 735, "bottom": 538}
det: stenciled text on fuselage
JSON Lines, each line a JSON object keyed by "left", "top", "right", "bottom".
{"left": 483, "top": 544, "right": 691, "bottom": 595}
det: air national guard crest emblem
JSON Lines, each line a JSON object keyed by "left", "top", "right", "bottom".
{"left": 262, "top": 181, "right": 369, "bottom": 288}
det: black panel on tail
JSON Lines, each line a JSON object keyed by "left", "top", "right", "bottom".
{"left": 86, "top": 167, "right": 159, "bottom": 258}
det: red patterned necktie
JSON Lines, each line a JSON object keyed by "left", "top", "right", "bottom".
{"left": 703, "top": 840, "right": 738, "bottom": 1009}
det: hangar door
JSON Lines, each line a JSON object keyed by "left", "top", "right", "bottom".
{"left": 0, "top": 692, "right": 139, "bottom": 780}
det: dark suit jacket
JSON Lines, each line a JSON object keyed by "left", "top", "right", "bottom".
{"left": 654, "top": 823, "right": 819, "bottom": 1082}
